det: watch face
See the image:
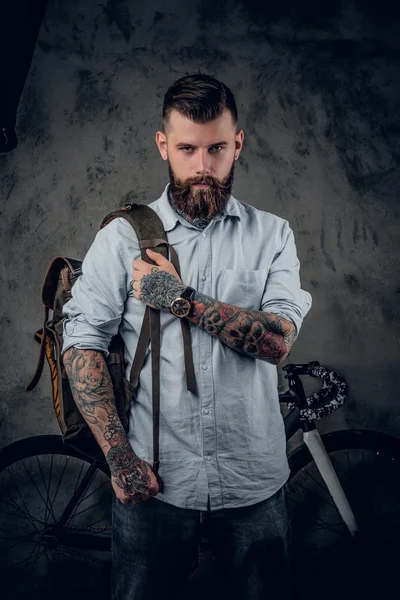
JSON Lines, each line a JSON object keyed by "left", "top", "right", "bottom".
{"left": 171, "top": 298, "right": 191, "bottom": 318}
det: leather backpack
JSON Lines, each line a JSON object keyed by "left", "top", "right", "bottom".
{"left": 26, "top": 203, "right": 196, "bottom": 490}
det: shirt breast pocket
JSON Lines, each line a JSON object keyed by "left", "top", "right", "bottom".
{"left": 218, "top": 269, "right": 267, "bottom": 310}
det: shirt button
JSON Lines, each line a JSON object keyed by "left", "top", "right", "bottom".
{"left": 203, "top": 408, "right": 209, "bottom": 415}
{"left": 202, "top": 232, "right": 207, "bottom": 238}
{"left": 201, "top": 275, "right": 206, "bottom": 281}
{"left": 201, "top": 364, "right": 208, "bottom": 370}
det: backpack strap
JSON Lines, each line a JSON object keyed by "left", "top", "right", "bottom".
{"left": 100, "top": 205, "right": 196, "bottom": 394}
{"left": 139, "top": 239, "right": 196, "bottom": 395}
{"left": 100, "top": 203, "right": 197, "bottom": 477}
{"left": 26, "top": 256, "right": 82, "bottom": 392}
{"left": 25, "top": 306, "right": 49, "bottom": 391}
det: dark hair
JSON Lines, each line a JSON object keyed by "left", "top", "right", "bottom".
{"left": 162, "top": 73, "right": 238, "bottom": 133}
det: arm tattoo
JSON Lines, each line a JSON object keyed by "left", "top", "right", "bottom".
{"left": 63, "top": 348, "right": 150, "bottom": 495}
{"left": 188, "top": 292, "right": 297, "bottom": 365}
{"left": 140, "top": 270, "right": 185, "bottom": 309}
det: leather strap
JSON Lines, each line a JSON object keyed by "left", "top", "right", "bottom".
{"left": 27, "top": 256, "right": 82, "bottom": 392}
{"left": 41, "top": 256, "right": 82, "bottom": 308}
{"left": 138, "top": 239, "right": 197, "bottom": 394}
{"left": 129, "top": 235, "right": 197, "bottom": 481}
{"left": 149, "top": 306, "right": 161, "bottom": 475}
{"left": 26, "top": 306, "right": 49, "bottom": 391}
{"left": 168, "top": 244, "right": 197, "bottom": 395}
{"left": 129, "top": 306, "right": 151, "bottom": 388}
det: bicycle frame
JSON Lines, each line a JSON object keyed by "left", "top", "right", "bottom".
{"left": 281, "top": 366, "right": 359, "bottom": 537}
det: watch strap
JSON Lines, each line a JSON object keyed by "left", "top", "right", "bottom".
{"left": 180, "top": 286, "right": 196, "bottom": 302}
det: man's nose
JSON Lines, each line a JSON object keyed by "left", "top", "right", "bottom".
{"left": 195, "top": 149, "right": 211, "bottom": 175}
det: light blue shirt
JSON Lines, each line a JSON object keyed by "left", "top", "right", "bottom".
{"left": 62, "top": 183, "right": 312, "bottom": 511}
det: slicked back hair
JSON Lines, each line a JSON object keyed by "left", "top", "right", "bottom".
{"left": 162, "top": 73, "right": 238, "bottom": 134}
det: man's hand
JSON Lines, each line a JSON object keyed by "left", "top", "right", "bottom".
{"left": 111, "top": 457, "right": 160, "bottom": 505}
{"left": 131, "top": 248, "right": 185, "bottom": 309}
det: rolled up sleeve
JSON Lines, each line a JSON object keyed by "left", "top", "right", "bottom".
{"left": 260, "top": 220, "right": 312, "bottom": 336}
{"left": 61, "top": 219, "right": 128, "bottom": 357}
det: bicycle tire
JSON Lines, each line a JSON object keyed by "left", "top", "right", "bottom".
{"left": 287, "top": 428, "right": 400, "bottom": 600}
{"left": 0, "top": 434, "right": 112, "bottom": 600}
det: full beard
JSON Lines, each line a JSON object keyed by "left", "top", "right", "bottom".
{"left": 167, "top": 160, "right": 235, "bottom": 221}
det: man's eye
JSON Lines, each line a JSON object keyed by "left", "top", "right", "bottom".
{"left": 180, "top": 146, "right": 224, "bottom": 153}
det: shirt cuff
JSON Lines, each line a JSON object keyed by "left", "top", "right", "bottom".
{"left": 61, "top": 316, "right": 112, "bottom": 357}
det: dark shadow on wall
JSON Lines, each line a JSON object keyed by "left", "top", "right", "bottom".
{"left": 0, "top": 0, "right": 49, "bottom": 153}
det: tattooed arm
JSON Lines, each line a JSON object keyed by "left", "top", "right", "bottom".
{"left": 132, "top": 249, "right": 296, "bottom": 366}
{"left": 187, "top": 292, "right": 296, "bottom": 365}
{"left": 63, "top": 347, "right": 159, "bottom": 504}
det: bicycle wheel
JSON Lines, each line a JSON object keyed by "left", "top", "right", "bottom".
{"left": 0, "top": 435, "right": 113, "bottom": 600}
{"left": 287, "top": 429, "right": 400, "bottom": 600}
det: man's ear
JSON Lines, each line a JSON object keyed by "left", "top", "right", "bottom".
{"left": 155, "top": 131, "right": 168, "bottom": 160}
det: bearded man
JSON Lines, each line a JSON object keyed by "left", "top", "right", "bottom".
{"left": 62, "top": 72, "right": 312, "bottom": 600}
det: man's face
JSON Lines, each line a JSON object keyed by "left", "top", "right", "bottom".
{"left": 156, "top": 109, "right": 244, "bottom": 220}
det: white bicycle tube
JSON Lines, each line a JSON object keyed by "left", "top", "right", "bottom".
{"left": 303, "top": 430, "right": 360, "bottom": 537}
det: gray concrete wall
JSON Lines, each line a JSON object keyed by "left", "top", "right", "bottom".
{"left": 1, "top": 0, "right": 399, "bottom": 447}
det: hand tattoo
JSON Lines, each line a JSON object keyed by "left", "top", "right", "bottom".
{"left": 140, "top": 270, "right": 185, "bottom": 309}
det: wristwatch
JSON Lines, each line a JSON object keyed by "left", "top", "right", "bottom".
{"left": 170, "top": 286, "right": 196, "bottom": 318}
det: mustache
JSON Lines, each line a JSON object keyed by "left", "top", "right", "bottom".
{"left": 176, "top": 176, "right": 230, "bottom": 190}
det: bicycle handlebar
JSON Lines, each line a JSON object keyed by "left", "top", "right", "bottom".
{"left": 281, "top": 361, "right": 349, "bottom": 422}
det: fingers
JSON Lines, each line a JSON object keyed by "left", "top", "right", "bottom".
{"left": 130, "top": 279, "right": 140, "bottom": 293}
{"left": 146, "top": 248, "right": 167, "bottom": 264}
{"left": 118, "top": 490, "right": 151, "bottom": 505}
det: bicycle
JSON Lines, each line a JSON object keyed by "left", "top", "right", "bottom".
{"left": 0, "top": 361, "right": 399, "bottom": 600}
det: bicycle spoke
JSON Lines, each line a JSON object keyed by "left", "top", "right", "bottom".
{"left": 0, "top": 495, "right": 44, "bottom": 527}
{"left": 66, "top": 471, "right": 108, "bottom": 526}
{"left": 36, "top": 455, "right": 53, "bottom": 523}
{"left": 302, "top": 469, "right": 337, "bottom": 508}
{"left": 73, "top": 476, "right": 110, "bottom": 505}
{"left": 0, "top": 527, "right": 36, "bottom": 540}
{"left": 47, "top": 454, "right": 71, "bottom": 523}
{"left": 72, "top": 459, "right": 86, "bottom": 497}
{"left": 18, "top": 460, "right": 55, "bottom": 525}
{"left": 12, "top": 539, "right": 43, "bottom": 570}
{"left": 45, "top": 454, "right": 54, "bottom": 525}
{"left": 290, "top": 478, "right": 336, "bottom": 513}
{"left": 64, "top": 464, "right": 94, "bottom": 524}
{"left": 5, "top": 469, "right": 43, "bottom": 532}
{"left": 33, "top": 457, "right": 57, "bottom": 524}
{"left": 0, "top": 507, "right": 44, "bottom": 531}
{"left": 74, "top": 515, "right": 111, "bottom": 530}
{"left": 20, "top": 543, "right": 48, "bottom": 596}
{"left": 289, "top": 485, "right": 345, "bottom": 534}
{"left": 0, "top": 484, "right": 43, "bottom": 531}
{"left": 0, "top": 531, "right": 37, "bottom": 550}
{"left": 67, "top": 500, "right": 107, "bottom": 521}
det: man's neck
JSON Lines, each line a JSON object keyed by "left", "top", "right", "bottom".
{"left": 168, "top": 188, "right": 210, "bottom": 230}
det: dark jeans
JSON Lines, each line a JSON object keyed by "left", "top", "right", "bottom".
{"left": 112, "top": 484, "right": 291, "bottom": 600}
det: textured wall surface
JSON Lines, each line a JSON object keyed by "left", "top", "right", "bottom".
{"left": 0, "top": 0, "right": 399, "bottom": 446}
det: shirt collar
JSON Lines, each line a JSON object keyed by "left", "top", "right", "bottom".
{"left": 157, "top": 183, "right": 242, "bottom": 232}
